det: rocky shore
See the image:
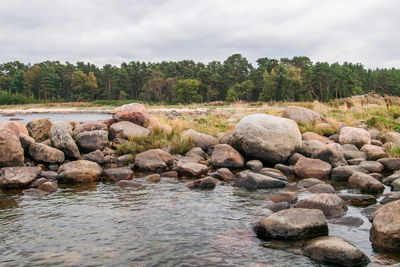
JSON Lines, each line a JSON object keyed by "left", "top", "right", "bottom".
{"left": 1, "top": 102, "right": 400, "bottom": 266}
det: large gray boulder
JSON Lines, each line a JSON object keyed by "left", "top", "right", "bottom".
{"left": 58, "top": 160, "right": 102, "bottom": 183}
{"left": 50, "top": 121, "right": 80, "bottom": 159}
{"left": 300, "top": 140, "right": 325, "bottom": 157}
{"left": 109, "top": 121, "right": 150, "bottom": 140}
{"left": 0, "top": 129, "right": 24, "bottom": 167}
{"left": 339, "top": 127, "right": 371, "bottom": 148}
{"left": 348, "top": 172, "right": 385, "bottom": 194}
{"left": 0, "top": 167, "right": 41, "bottom": 189}
{"left": 134, "top": 149, "right": 174, "bottom": 172}
{"left": 293, "top": 157, "right": 332, "bottom": 179}
{"left": 231, "top": 114, "right": 301, "bottom": 164}
{"left": 312, "top": 143, "right": 347, "bottom": 168}
{"left": 76, "top": 130, "right": 109, "bottom": 153}
{"left": 282, "top": 106, "right": 326, "bottom": 124}
{"left": 28, "top": 143, "right": 65, "bottom": 164}
{"left": 183, "top": 129, "right": 218, "bottom": 151}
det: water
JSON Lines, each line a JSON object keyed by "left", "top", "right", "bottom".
{"left": 0, "top": 113, "right": 111, "bottom": 124}
{"left": 1, "top": 177, "right": 399, "bottom": 266}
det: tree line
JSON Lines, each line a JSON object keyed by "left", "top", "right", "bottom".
{"left": 1, "top": 54, "right": 400, "bottom": 104}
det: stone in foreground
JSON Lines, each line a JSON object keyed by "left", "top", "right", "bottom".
{"left": 303, "top": 236, "right": 369, "bottom": 266}
{"left": 58, "top": 160, "right": 102, "bottom": 183}
{"left": 254, "top": 208, "right": 328, "bottom": 240}
{"left": 0, "top": 167, "right": 42, "bottom": 189}
{"left": 348, "top": 172, "right": 385, "bottom": 194}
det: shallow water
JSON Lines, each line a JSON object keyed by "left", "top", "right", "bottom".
{"left": 0, "top": 113, "right": 111, "bottom": 124}
{"left": 1, "top": 177, "right": 399, "bottom": 267}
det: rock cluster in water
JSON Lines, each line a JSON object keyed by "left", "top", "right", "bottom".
{"left": 1, "top": 103, "right": 400, "bottom": 265}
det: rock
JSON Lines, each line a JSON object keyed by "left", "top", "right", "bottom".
{"left": 116, "top": 180, "right": 143, "bottom": 188}
{"left": 38, "top": 181, "right": 58, "bottom": 193}
{"left": 370, "top": 173, "right": 383, "bottom": 180}
{"left": 145, "top": 174, "right": 161, "bottom": 183}
{"left": 245, "top": 160, "right": 263, "bottom": 172}
{"left": 258, "top": 169, "right": 287, "bottom": 181}
{"left": 293, "top": 157, "right": 332, "bottom": 179}
{"left": 238, "top": 171, "right": 287, "bottom": 190}
{"left": 359, "top": 161, "right": 384, "bottom": 173}
{"left": 183, "top": 129, "right": 218, "bottom": 151}
{"left": 381, "top": 192, "right": 400, "bottom": 205}
{"left": 40, "top": 171, "right": 58, "bottom": 181}
{"left": 268, "top": 191, "right": 297, "bottom": 203}
{"left": 383, "top": 171, "right": 400, "bottom": 185}
{"left": 103, "top": 167, "right": 134, "bottom": 182}
{"left": 75, "top": 130, "right": 109, "bottom": 153}
{"left": 330, "top": 165, "right": 368, "bottom": 182}
{"left": 254, "top": 208, "right": 328, "bottom": 240}
{"left": 134, "top": 149, "right": 174, "bottom": 172}
{"left": 186, "top": 147, "right": 206, "bottom": 160}
{"left": 360, "top": 145, "right": 385, "bottom": 160}
{"left": 294, "top": 193, "right": 347, "bottom": 218}
{"left": 19, "top": 133, "right": 35, "bottom": 150}
{"left": 392, "top": 178, "right": 400, "bottom": 191}
{"left": 370, "top": 200, "right": 400, "bottom": 251}
{"left": 342, "top": 144, "right": 359, "bottom": 151}
{"left": 303, "top": 236, "right": 369, "bottom": 266}
{"left": 0, "top": 167, "right": 41, "bottom": 189}
{"left": 331, "top": 216, "right": 364, "bottom": 227}
{"left": 161, "top": 171, "right": 178, "bottom": 178}
{"left": 361, "top": 203, "right": 381, "bottom": 222}
{"left": 302, "top": 131, "right": 331, "bottom": 144}
{"left": 274, "top": 164, "right": 294, "bottom": 176}
{"left": 209, "top": 168, "right": 234, "bottom": 182}
{"left": 0, "top": 121, "right": 29, "bottom": 137}
{"left": 282, "top": 106, "right": 326, "bottom": 124}
{"left": 41, "top": 139, "right": 52, "bottom": 146}
{"left": 30, "top": 177, "right": 48, "bottom": 188}
{"left": 265, "top": 201, "right": 290, "bottom": 212}
{"left": 22, "top": 188, "right": 49, "bottom": 197}
{"left": 329, "top": 134, "right": 339, "bottom": 143}
{"left": 217, "top": 131, "right": 233, "bottom": 145}
{"left": 116, "top": 154, "right": 133, "bottom": 164}
{"left": 312, "top": 143, "right": 347, "bottom": 168}
{"left": 337, "top": 193, "right": 377, "bottom": 206}
{"left": 109, "top": 121, "right": 150, "bottom": 140}
{"left": 58, "top": 160, "right": 102, "bottom": 183}
{"left": 339, "top": 127, "right": 371, "bottom": 148}
{"left": 297, "top": 178, "right": 325, "bottom": 188}
{"left": 26, "top": 118, "right": 52, "bottom": 142}
{"left": 347, "top": 158, "right": 365, "bottom": 165}
{"left": 378, "top": 158, "right": 400, "bottom": 171}
{"left": 72, "top": 122, "right": 108, "bottom": 138}
{"left": 307, "top": 183, "right": 335, "bottom": 194}
{"left": 50, "top": 121, "right": 80, "bottom": 159}
{"left": 28, "top": 143, "right": 65, "bottom": 164}
{"left": 371, "top": 139, "right": 383, "bottom": 146}
{"left": 231, "top": 114, "right": 302, "bottom": 164}
{"left": 288, "top": 153, "right": 305, "bottom": 165}
{"left": 300, "top": 140, "right": 325, "bottom": 157}
{"left": 187, "top": 177, "right": 219, "bottom": 190}
{"left": 348, "top": 172, "right": 385, "bottom": 194}
{"left": 382, "top": 132, "right": 400, "bottom": 144}
{"left": 176, "top": 160, "right": 209, "bottom": 177}
{"left": 0, "top": 129, "right": 24, "bottom": 167}
{"left": 82, "top": 150, "right": 107, "bottom": 164}
{"left": 112, "top": 103, "right": 150, "bottom": 127}
{"left": 211, "top": 144, "right": 244, "bottom": 168}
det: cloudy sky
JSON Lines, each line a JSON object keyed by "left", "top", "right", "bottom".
{"left": 0, "top": 0, "right": 399, "bottom": 68}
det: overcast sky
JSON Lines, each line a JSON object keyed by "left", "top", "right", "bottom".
{"left": 0, "top": 0, "right": 399, "bottom": 68}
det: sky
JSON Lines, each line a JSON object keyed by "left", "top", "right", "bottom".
{"left": 0, "top": 0, "right": 399, "bottom": 68}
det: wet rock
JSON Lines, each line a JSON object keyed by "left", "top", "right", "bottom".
{"left": 145, "top": 174, "right": 161, "bottom": 183}
{"left": 26, "top": 118, "right": 52, "bottom": 142}
{"left": 209, "top": 168, "right": 234, "bottom": 182}
{"left": 268, "top": 191, "right": 297, "bottom": 203}
{"left": 370, "top": 200, "right": 400, "bottom": 251}
{"left": 339, "top": 126, "right": 371, "bottom": 148}
{"left": 22, "top": 188, "right": 49, "bottom": 197}
{"left": 300, "top": 140, "right": 325, "bottom": 157}
{"left": 380, "top": 192, "right": 400, "bottom": 205}
{"left": 337, "top": 193, "right": 377, "bottom": 206}
{"left": 28, "top": 143, "right": 65, "bottom": 164}
{"left": 116, "top": 180, "right": 143, "bottom": 188}
{"left": 383, "top": 171, "right": 400, "bottom": 185}
{"left": 392, "top": 178, "right": 400, "bottom": 191}
{"left": 187, "top": 176, "right": 219, "bottom": 190}
{"left": 0, "top": 129, "right": 24, "bottom": 167}
{"left": 307, "top": 183, "right": 335, "bottom": 194}
{"left": 258, "top": 169, "right": 287, "bottom": 181}
{"left": 0, "top": 166, "right": 41, "bottom": 189}
{"left": 183, "top": 129, "right": 218, "bottom": 151}
{"left": 297, "top": 178, "right": 325, "bottom": 188}
{"left": 176, "top": 160, "right": 209, "bottom": 177}
{"left": 160, "top": 171, "right": 178, "bottom": 178}
{"left": 265, "top": 201, "right": 290, "bottom": 212}
{"left": 238, "top": 171, "right": 287, "bottom": 190}
{"left": 38, "top": 181, "right": 58, "bottom": 193}
{"left": 282, "top": 106, "right": 326, "bottom": 124}
{"left": 312, "top": 143, "right": 347, "bottom": 168}
{"left": 19, "top": 133, "right": 35, "bottom": 150}
{"left": 245, "top": 160, "right": 263, "bottom": 172}
{"left": 377, "top": 158, "right": 400, "bottom": 171}
{"left": 303, "top": 236, "right": 369, "bottom": 266}
{"left": 30, "top": 177, "right": 48, "bottom": 188}
{"left": 360, "top": 144, "right": 386, "bottom": 160}
{"left": 82, "top": 150, "right": 107, "bottom": 164}
{"left": 288, "top": 153, "right": 305, "bottom": 165}
{"left": 302, "top": 131, "right": 331, "bottom": 144}
{"left": 293, "top": 157, "right": 332, "bottom": 179}
{"left": 358, "top": 161, "right": 384, "bottom": 173}
{"left": 274, "top": 164, "right": 294, "bottom": 176}
{"left": 254, "top": 208, "right": 328, "bottom": 240}
{"left": 103, "top": 167, "right": 134, "bottom": 182}
{"left": 58, "top": 160, "right": 102, "bottom": 183}
{"left": 211, "top": 144, "right": 244, "bottom": 168}
{"left": 72, "top": 122, "right": 108, "bottom": 138}
{"left": 40, "top": 170, "right": 58, "bottom": 181}
{"left": 348, "top": 172, "right": 385, "bottom": 194}
{"left": 330, "top": 165, "right": 368, "bottom": 182}
{"left": 330, "top": 216, "right": 364, "bottom": 227}
{"left": 75, "top": 130, "right": 109, "bottom": 153}
{"left": 112, "top": 103, "right": 150, "bottom": 127}
{"left": 134, "top": 149, "right": 174, "bottom": 172}
{"left": 294, "top": 193, "right": 347, "bottom": 218}
{"left": 231, "top": 114, "right": 301, "bottom": 164}
{"left": 50, "top": 121, "right": 80, "bottom": 159}
{"left": 109, "top": 121, "right": 150, "bottom": 140}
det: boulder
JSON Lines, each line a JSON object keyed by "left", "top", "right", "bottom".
{"left": 58, "top": 160, "right": 102, "bottom": 183}
{"left": 237, "top": 171, "right": 287, "bottom": 190}
{"left": 381, "top": 131, "right": 400, "bottom": 144}
{"left": 274, "top": 164, "right": 294, "bottom": 176}
{"left": 288, "top": 152, "right": 305, "bottom": 165}
{"left": 187, "top": 177, "right": 219, "bottom": 190}
{"left": 294, "top": 193, "right": 347, "bottom": 218}
{"left": 265, "top": 201, "right": 290, "bottom": 212}
{"left": 307, "top": 183, "right": 335, "bottom": 194}
{"left": 40, "top": 170, "right": 58, "bottom": 181}
{"left": 362, "top": 203, "right": 381, "bottom": 222}
{"left": 245, "top": 160, "right": 263, "bottom": 172}
{"left": 19, "top": 133, "right": 35, "bottom": 150}
{"left": 347, "top": 158, "right": 366, "bottom": 165}
{"left": 348, "top": 172, "right": 385, "bottom": 194}
{"left": 392, "top": 178, "right": 400, "bottom": 191}
{"left": 370, "top": 200, "right": 400, "bottom": 251}
{"left": 144, "top": 174, "right": 161, "bottom": 183}
{"left": 360, "top": 145, "right": 385, "bottom": 160}
{"left": 134, "top": 149, "right": 174, "bottom": 172}
{"left": 331, "top": 216, "right": 364, "bottom": 227}
{"left": 368, "top": 128, "right": 381, "bottom": 140}
{"left": 103, "top": 167, "right": 134, "bottom": 182}
{"left": 75, "top": 130, "right": 109, "bottom": 153}
{"left": 38, "top": 181, "right": 58, "bottom": 193}
{"left": 377, "top": 158, "right": 400, "bottom": 171}
{"left": 161, "top": 171, "right": 178, "bottom": 178}
{"left": 112, "top": 103, "right": 150, "bottom": 127}
{"left": 371, "top": 139, "right": 383, "bottom": 146}
{"left": 231, "top": 114, "right": 301, "bottom": 164}
{"left": 109, "top": 121, "right": 150, "bottom": 140}
{"left": 26, "top": 118, "right": 52, "bottom": 142}
{"left": 30, "top": 177, "right": 48, "bottom": 188}
{"left": 300, "top": 140, "right": 325, "bottom": 157}
{"left": 254, "top": 208, "right": 328, "bottom": 240}
{"left": 339, "top": 127, "right": 371, "bottom": 148}
{"left": 268, "top": 191, "right": 297, "bottom": 203}
{"left": 380, "top": 192, "right": 400, "bottom": 205}
{"left": 0, "top": 121, "right": 29, "bottom": 137}
{"left": 50, "top": 121, "right": 80, "bottom": 159}
{"left": 176, "top": 160, "right": 209, "bottom": 177}
{"left": 293, "top": 157, "right": 332, "bottom": 179}
{"left": 0, "top": 167, "right": 41, "bottom": 189}
{"left": 312, "top": 143, "right": 347, "bottom": 168}
{"left": 183, "top": 129, "right": 218, "bottom": 151}
{"left": 297, "top": 178, "right": 325, "bottom": 188}
{"left": 209, "top": 168, "right": 234, "bottom": 182}
{"left": 330, "top": 165, "right": 368, "bottom": 182}
{"left": 72, "top": 122, "right": 108, "bottom": 138}
{"left": 28, "top": 143, "right": 65, "bottom": 164}
{"left": 217, "top": 131, "right": 233, "bottom": 145}
{"left": 383, "top": 171, "right": 400, "bottom": 185}
{"left": 282, "top": 106, "right": 325, "bottom": 124}
{"left": 211, "top": 144, "right": 244, "bottom": 168}
{"left": 302, "top": 131, "right": 331, "bottom": 144}
{"left": 0, "top": 129, "right": 24, "bottom": 167}
{"left": 82, "top": 150, "right": 107, "bottom": 164}
{"left": 358, "top": 161, "right": 384, "bottom": 173}
{"left": 337, "top": 193, "right": 377, "bottom": 206}
{"left": 303, "top": 236, "right": 369, "bottom": 266}
{"left": 185, "top": 147, "right": 206, "bottom": 160}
